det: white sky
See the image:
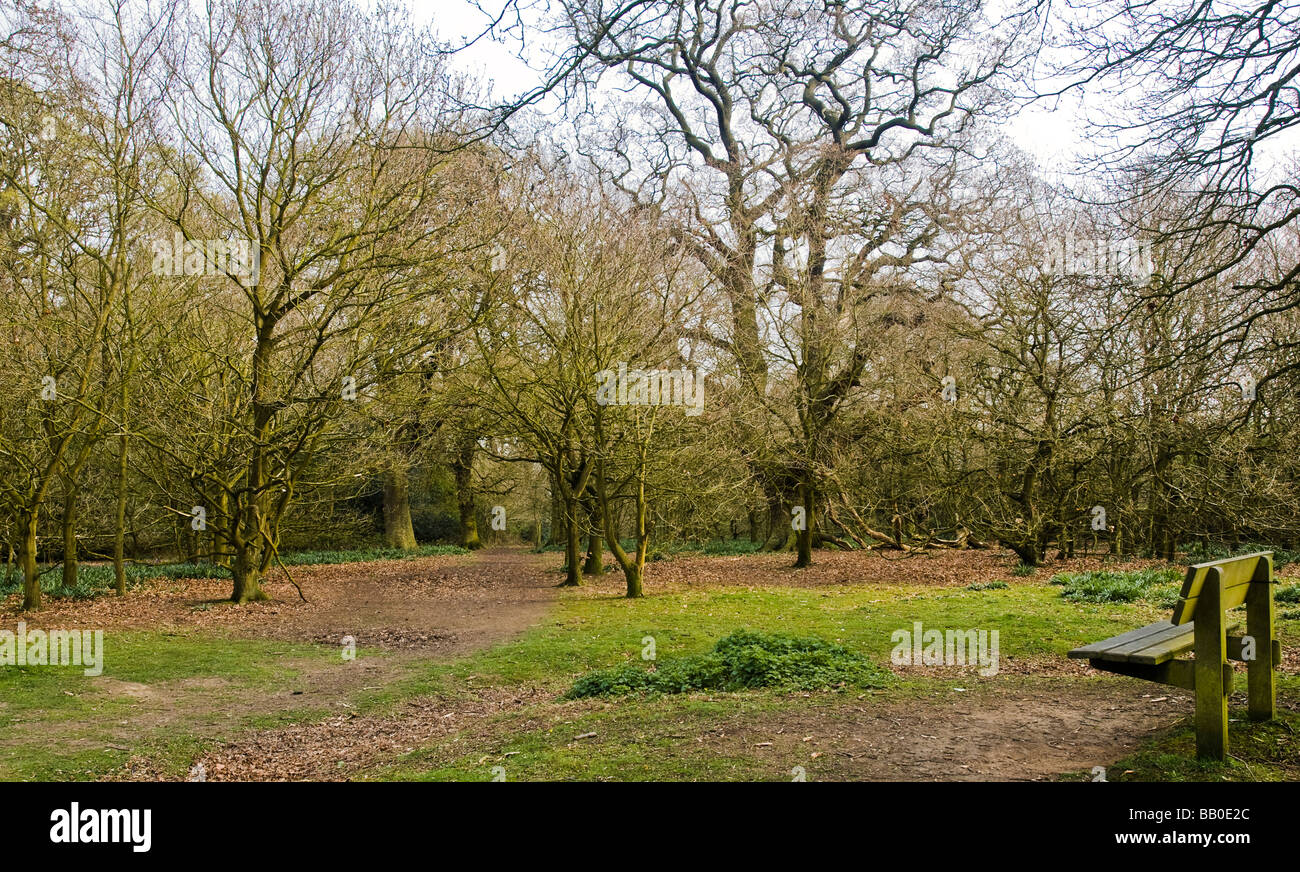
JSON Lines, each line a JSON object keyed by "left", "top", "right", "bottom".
{"left": 419, "top": 0, "right": 1093, "bottom": 171}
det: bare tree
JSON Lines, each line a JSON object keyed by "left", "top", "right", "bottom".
{"left": 553, "top": 0, "right": 1041, "bottom": 565}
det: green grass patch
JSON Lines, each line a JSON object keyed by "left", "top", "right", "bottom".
{"left": 379, "top": 577, "right": 1159, "bottom": 710}
{"left": 371, "top": 692, "right": 814, "bottom": 782}
{"left": 8, "top": 550, "right": 1285, "bottom": 783}
{"left": 966, "top": 580, "right": 1010, "bottom": 591}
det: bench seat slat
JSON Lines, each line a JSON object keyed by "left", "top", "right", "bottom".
{"left": 1072, "top": 621, "right": 1195, "bottom": 665}
{"left": 1110, "top": 624, "right": 1196, "bottom": 665}
{"left": 1068, "top": 620, "right": 1174, "bottom": 658}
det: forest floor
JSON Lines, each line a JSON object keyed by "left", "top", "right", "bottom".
{"left": 1, "top": 545, "right": 1297, "bottom": 781}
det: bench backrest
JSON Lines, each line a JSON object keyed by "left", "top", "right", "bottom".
{"left": 1171, "top": 551, "right": 1274, "bottom": 625}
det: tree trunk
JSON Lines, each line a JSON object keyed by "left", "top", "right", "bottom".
{"left": 61, "top": 489, "right": 77, "bottom": 591}
{"left": 19, "top": 514, "right": 40, "bottom": 611}
{"left": 113, "top": 427, "right": 128, "bottom": 594}
{"left": 1008, "top": 539, "right": 1039, "bottom": 566}
{"left": 561, "top": 497, "right": 582, "bottom": 586}
{"left": 231, "top": 531, "right": 268, "bottom": 603}
{"left": 452, "top": 443, "right": 481, "bottom": 550}
{"left": 794, "top": 478, "right": 815, "bottom": 568}
{"left": 235, "top": 328, "right": 275, "bottom": 603}
{"left": 761, "top": 488, "right": 787, "bottom": 550}
{"left": 212, "top": 492, "right": 232, "bottom": 568}
{"left": 582, "top": 497, "right": 603, "bottom": 575}
{"left": 547, "top": 473, "right": 563, "bottom": 547}
{"left": 583, "top": 530, "right": 604, "bottom": 575}
{"left": 382, "top": 465, "right": 419, "bottom": 550}
{"left": 595, "top": 459, "right": 646, "bottom": 598}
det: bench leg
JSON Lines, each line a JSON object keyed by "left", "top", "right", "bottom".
{"left": 1245, "top": 582, "right": 1276, "bottom": 721}
{"left": 1194, "top": 570, "right": 1229, "bottom": 761}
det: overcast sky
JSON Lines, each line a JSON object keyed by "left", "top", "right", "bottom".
{"left": 419, "top": 0, "right": 1090, "bottom": 170}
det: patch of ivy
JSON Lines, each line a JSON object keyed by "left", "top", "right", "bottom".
{"left": 564, "top": 629, "right": 894, "bottom": 698}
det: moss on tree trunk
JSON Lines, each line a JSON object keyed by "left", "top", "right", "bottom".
{"left": 383, "top": 466, "right": 419, "bottom": 550}
{"left": 19, "top": 517, "right": 40, "bottom": 611}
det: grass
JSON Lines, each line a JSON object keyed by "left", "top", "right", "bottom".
{"left": 1066, "top": 708, "right": 1300, "bottom": 782}
{"left": 368, "top": 693, "right": 807, "bottom": 782}
{"left": 2, "top": 549, "right": 1296, "bottom": 782}
{"left": 361, "top": 577, "right": 1234, "bottom": 780}
{"left": 380, "top": 582, "right": 1147, "bottom": 700}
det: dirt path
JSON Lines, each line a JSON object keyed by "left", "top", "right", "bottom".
{"left": 55, "top": 548, "right": 1228, "bottom": 781}
{"left": 76, "top": 547, "right": 559, "bottom": 780}
{"left": 701, "top": 681, "right": 1192, "bottom": 781}
{"left": 249, "top": 546, "right": 559, "bottom": 655}
{"left": 166, "top": 677, "right": 1194, "bottom": 782}
{"left": 4, "top": 546, "right": 557, "bottom": 658}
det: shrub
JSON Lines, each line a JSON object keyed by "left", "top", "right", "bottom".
{"left": 410, "top": 509, "right": 461, "bottom": 544}
{"left": 1051, "top": 568, "right": 1183, "bottom": 604}
{"left": 564, "top": 629, "right": 894, "bottom": 698}
{"left": 1276, "top": 584, "right": 1300, "bottom": 604}
{"left": 1183, "top": 541, "right": 1299, "bottom": 571}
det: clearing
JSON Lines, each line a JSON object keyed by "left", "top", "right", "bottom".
{"left": 1, "top": 545, "right": 1295, "bottom": 781}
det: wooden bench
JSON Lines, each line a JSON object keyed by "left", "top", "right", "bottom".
{"left": 1068, "top": 551, "right": 1281, "bottom": 760}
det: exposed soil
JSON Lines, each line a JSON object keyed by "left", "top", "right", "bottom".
{"left": 2, "top": 548, "right": 559, "bottom": 778}
{"left": 2, "top": 546, "right": 556, "bottom": 657}
{"left": 130, "top": 677, "right": 1200, "bottom": 782}
{"left": 701, "top": 681, "right": 1193, "bottom": 781}
{"left": 112, "top": 683, "right": 558, "bottom": 781}
{"left": 4, "top": 545, "right": 1286, "bottom": 781}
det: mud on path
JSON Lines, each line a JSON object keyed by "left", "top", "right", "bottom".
{"left": 249, "top": 546, "right": 560, "bottom": 655}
